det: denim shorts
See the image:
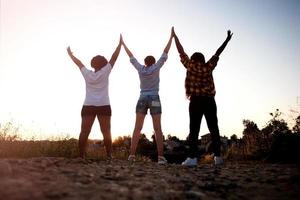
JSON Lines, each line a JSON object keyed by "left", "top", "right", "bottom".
{"left": 136, "top": 95, "right": 162, "bottom": 115}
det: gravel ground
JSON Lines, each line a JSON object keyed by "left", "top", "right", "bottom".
{"left": 0, "top": 157, "right": 299, "bottom": 200}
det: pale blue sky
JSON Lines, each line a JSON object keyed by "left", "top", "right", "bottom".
{"left": 0, "top": 0, "right": 299, "bottom": 140}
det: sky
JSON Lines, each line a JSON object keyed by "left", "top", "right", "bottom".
{"left": 0, "top": 0, "right": 299, "bottom": 140}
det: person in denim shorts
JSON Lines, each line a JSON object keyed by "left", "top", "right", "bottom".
{"left": 121, "top": 28, "right": 174, "bottom": 164}
{"left": 67, "top": 35, "right": 122, "bottom": 159}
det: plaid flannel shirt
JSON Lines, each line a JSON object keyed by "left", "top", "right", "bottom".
{"left": 180, "top": 53, "right": 219, "bottom": 98}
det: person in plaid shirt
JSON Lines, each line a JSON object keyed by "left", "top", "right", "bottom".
{"left": 172, "top": 28, "right": 233, "bottom": 166}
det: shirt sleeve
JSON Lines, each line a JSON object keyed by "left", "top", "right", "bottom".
{"left": 155, "top": 52, "right": 168, "bottom": 68}
{"left": 180, "top": 53, "right": 190, "bottom": 69}
{"left": 207, "top": 55, "right": 219, "bottom": 69}
{"left": 80, "top": 66, "right": 89, "bottom": 78}
{"left": 130, "top": 57, "right": 143, "bottom": 71}
{"left": 80, "top": 64, "right": 112, "bottom": 82}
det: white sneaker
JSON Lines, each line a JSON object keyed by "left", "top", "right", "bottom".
{"left": 128, "top": 155, "right": 136, "bottom": 162}
{"left": 182, "top": 157, "right": 197, "bottom": 166}
{"left": 214, "top": 156, "right": 224, "bottom": 165}
{"left": 158, "top": 156, "right": 168, "bottom": 165}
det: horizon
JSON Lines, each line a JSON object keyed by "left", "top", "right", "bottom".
{"left": 1, "top": 106, "right": 300, "bottom": 141}
{"left": 1, "top": 0, "right": 300, "bottom": 140}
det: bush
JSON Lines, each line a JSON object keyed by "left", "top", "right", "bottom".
{"left": 0, "top": 121, "right": 20, "bottom": 142}
{"left": 267, "top": 133, "right": 300, "bottom": 163}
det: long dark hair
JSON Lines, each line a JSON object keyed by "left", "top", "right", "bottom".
{"left": 191, "top": 52, "right": 205, "bottom": 64}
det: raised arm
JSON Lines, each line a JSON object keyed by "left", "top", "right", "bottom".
{"left": 215, "top": 30, "right": 233, "bottom": 57}
{"left": 121, "top": 36, "right": 134, "bottom": 58}
{"left": 172, "top": 28, "right": 186, "bottom": 56}
{"left": 109, "top": 34, "right": 122, "bottom": 67}
{"left": 163, "top": 27, "right": 174, "bottom": 54}
{"left": 67, "top": 46, "right": 84, "bottom": 70}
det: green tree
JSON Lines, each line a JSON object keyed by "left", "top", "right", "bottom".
{"left": 242, "top": 120, "right": 260, "bottom": 136}
{"left": 112, "top": 135, "right": 131, "bottom": 148}
{"left": 267, "top": 109, "right": 291, "bottom": 135}
{"left": 260, "top": 109, "right": 291, "bottom": 156}
{"left": 230, "top": 134, "right": 238, "bottom": 142}
{"left": 263, "top": 109, "right": 300, "bottom": 163}
{"left": 242, "top": 119, "right": 261, "bottom": 157}
{"left": 292, "top": 115, "right": 300, "bottom": 133}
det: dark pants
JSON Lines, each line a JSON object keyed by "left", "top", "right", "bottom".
{"left": 188, "top": 95, "right": 221, "bottom": 158}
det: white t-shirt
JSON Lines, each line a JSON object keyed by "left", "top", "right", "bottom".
{"left": 80, "top": 64, "right": 112, "bottom": 106}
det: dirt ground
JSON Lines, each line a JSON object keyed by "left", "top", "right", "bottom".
{"left": 0, "top": 157, "right": 299, "bottom": 200}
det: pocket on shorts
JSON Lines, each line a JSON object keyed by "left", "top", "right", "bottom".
{"left": 151, "top": 101, "right": 161, "bottom": 107}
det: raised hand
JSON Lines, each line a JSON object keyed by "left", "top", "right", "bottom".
{"left": 173, "top": 28, "right": 185, "bottom": 56}
{"left": 227, "top": 30, "right": 233, "bottom": 41}
{"left": 215, "top": 30, "right": 233, "bottom": 57}
{"left": 120, "top": 34, "right": 123, "bottom": 45}
{"left": 171, "top": 27, "right": 175, "bottom": 37}
{"left": 164, "top": 27, "right": 174, "bottom": 54}
{"left": 122, "top": 36, "right": 133, "bottom": 57}
{"left": 67, "top": 46, "right": 73, "bottom": 56}
{"left": 66, "top": 46, "right": 84, "bottom": 69}
{"left": 109, "top": 35, "right": 123, "bottom": 67}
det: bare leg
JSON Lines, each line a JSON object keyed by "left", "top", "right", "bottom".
{"left": 97, "top": 115, "right": 112, "bottom": 157}
{"left": 130, "top": 113, "right": 146, "bottom": 155}
{"left": 79, "top": 116, "right": 95, "bottom": 158}
{"left": 151, "top": 114, "right": 164, "bottom": 157}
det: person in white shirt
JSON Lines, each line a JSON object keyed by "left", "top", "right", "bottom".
{"left": 67, "top": 35, "right": 122, "bottom": 159}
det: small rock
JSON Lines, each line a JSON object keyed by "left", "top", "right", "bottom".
{"left": 185, "top": 190, "right": 206, "bottom": 199}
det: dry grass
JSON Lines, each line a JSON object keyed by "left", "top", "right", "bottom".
{"left": 0, "top": 121, "right": 131, "bottom": 159}
{"left": 0, "top": 139, "right": 135, "bottom": 160}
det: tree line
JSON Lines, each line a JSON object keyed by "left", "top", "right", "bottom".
{"left": 1, "top": 109, "right": 299, "bottom": 163}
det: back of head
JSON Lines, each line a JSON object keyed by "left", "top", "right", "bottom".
{"left": 91, "top": 55, "right": 108, "bottom": 69}
{"left": 191, "top": 52, "right": 205, "bottom": 64}
{"left": 144, "top": 56, "right": 156, "bottom": 67}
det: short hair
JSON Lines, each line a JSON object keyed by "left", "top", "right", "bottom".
{"left": 191, "top": 52, "right": 205, "bottom": 64}
{"left": 144, "top": 56, "right": 156, "bottom": 67}
{"left": 91, "top": 55, "right": 108, "bottom": 69}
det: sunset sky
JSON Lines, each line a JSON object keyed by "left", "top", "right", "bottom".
{"left": 1, "top": 0, "right": 299, "bottom": 140}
